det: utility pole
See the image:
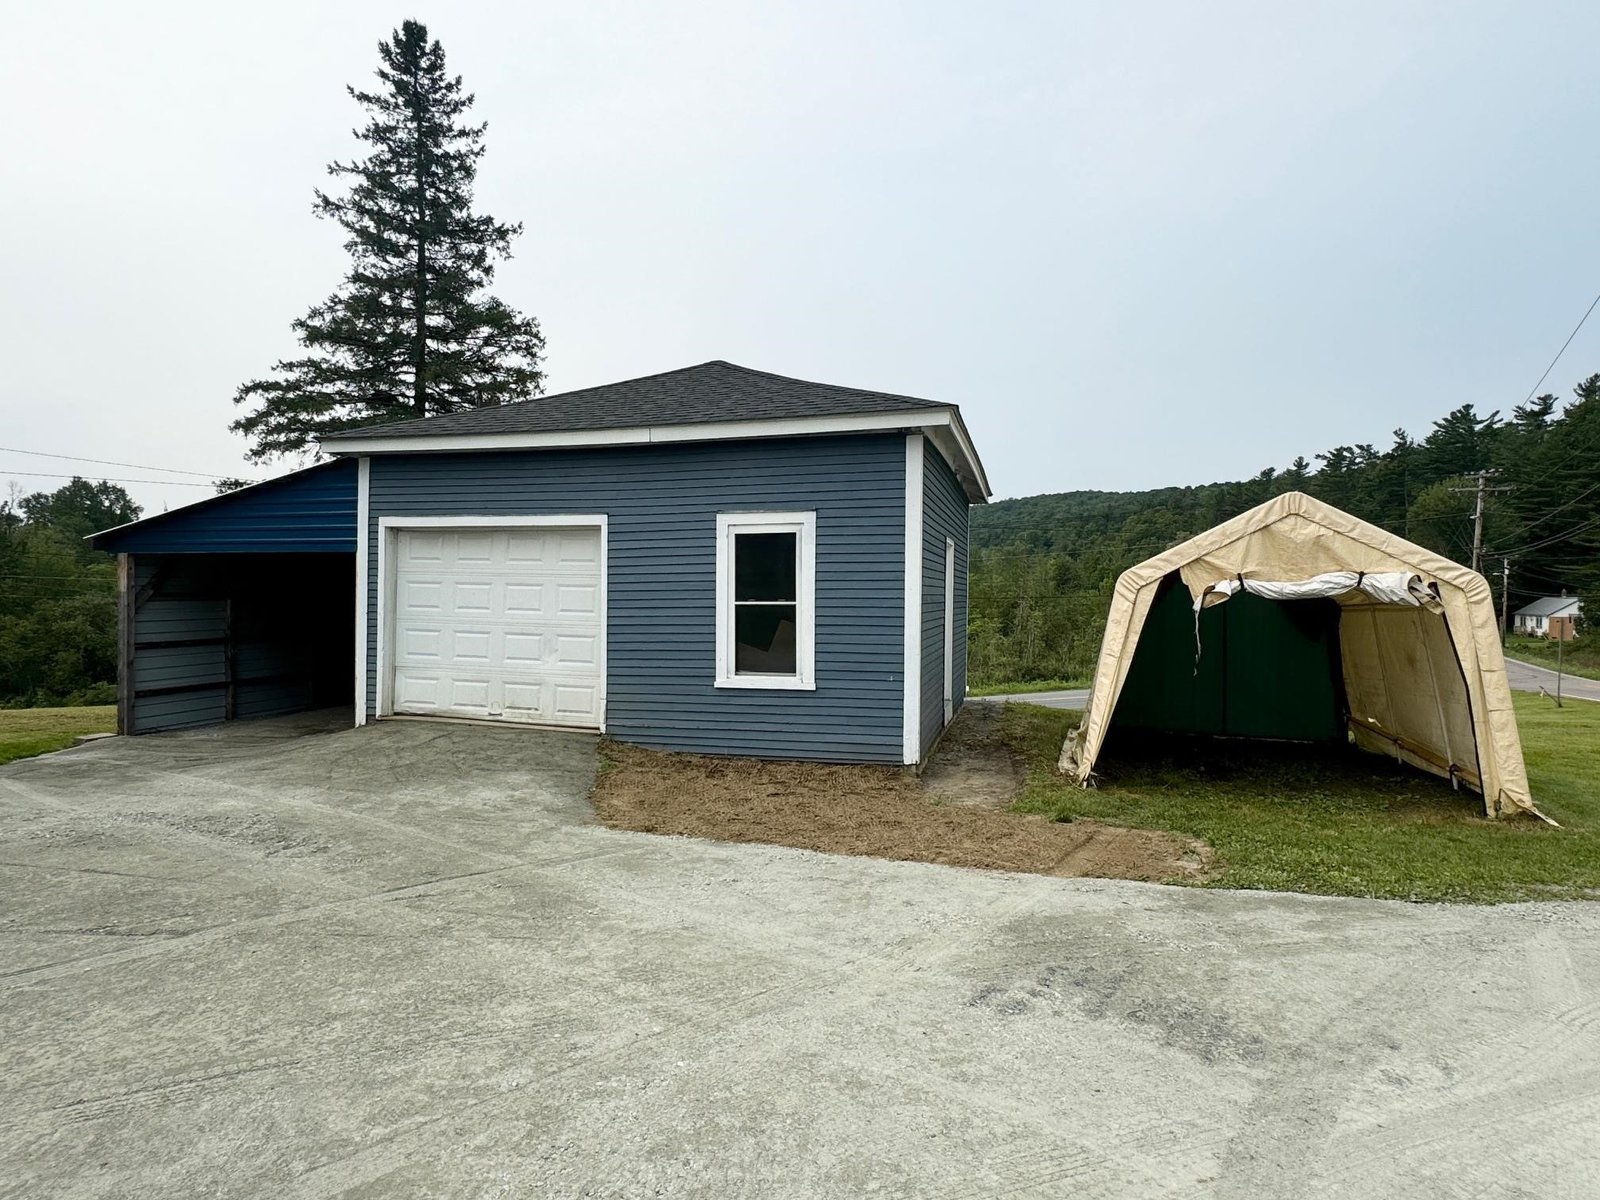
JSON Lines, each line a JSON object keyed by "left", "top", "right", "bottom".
{"left": 1555, "top": 633, "right": 1564, "bottom": 708}
{"left": 1450, "top": 469, "right": 1511, "bottom": 575}
{"left": 1501, "top": 558, "right": 1511, "bottom": 645}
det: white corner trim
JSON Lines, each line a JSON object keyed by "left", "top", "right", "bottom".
{"left": 714, "top": 510, "right": 817, "bottom": 690}
{"left": 372, "top": 514, "right": 610, "bottom": 729}
{"left": 320, "top": 408, "right": 990, "bottom": 504}
{"left": 903, "top": 433, "right": 925, "bottom": 764}
{"left": 354, "top": 457, "right": 370, "bottom": 726}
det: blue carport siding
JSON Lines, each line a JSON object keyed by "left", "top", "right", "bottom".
{"left": 93, "top": 461, "right": 359, "bottom": 733}
{"left": 365, "top": 434, "right": 908, "bottom": 762}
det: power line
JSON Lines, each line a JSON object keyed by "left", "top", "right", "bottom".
{"left": 1519, "top": 288, "right": 1600, "bottom": 408}
{"left": 1490, "top": 513, "right": 1600, "bottom": 558}
{"left": 0, "top": 469, "right": 214, "bottom": 488}
{"left": 0, "top": 445, "right": 241, "bottom": 480}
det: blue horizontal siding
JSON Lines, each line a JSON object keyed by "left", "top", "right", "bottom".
{"left": 921, "top": 445, "right": 969, "bottom": 755}
{"left": 95, "top": 460, "right": 357, "bottom": 554}
{"left": 366, "top": 434, "right": 908, "bottom": 762}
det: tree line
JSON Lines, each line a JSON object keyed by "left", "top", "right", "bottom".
{"left": 968, "top": 375, "right": 1600, "bottom": 686}
{"left": 0, "top": 480, "right": 138, "bottom": 706}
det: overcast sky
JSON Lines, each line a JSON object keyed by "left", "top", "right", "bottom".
{"left": 4, "top": 2, "right": 1598, "bottom": 514}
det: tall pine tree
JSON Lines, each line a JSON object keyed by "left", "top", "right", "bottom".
{"left": 232, "top": 21, "right": 544, "bottom": 461}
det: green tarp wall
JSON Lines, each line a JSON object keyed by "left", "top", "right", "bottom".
{"left": 1109, "top": 573, "right": 1346, "bottom": 742}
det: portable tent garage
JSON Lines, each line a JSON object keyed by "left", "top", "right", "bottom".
{"left": 1058, "top": 492, "right": 1537, "bottom": 818}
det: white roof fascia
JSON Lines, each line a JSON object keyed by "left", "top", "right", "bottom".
{"left": 321, "top": 409, "right": 990, "bottom": 503}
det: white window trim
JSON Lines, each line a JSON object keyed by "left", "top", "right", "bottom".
{"left": 715, "top": 511, "right": 816, "bottom": 691}
{"left": 373, "top": 514, "right": 609, "bottom": 730}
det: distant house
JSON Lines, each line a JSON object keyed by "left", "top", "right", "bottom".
{"left": 1512, "top": 595, "right": 1582, "bottom": 639}
{"left": 89, "top": 361, "right": 988, "bottom": 767}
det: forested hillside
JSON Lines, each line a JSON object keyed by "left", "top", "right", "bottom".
{"left": 0, "top": 480, "right": 138, "bottom": 706}
{"left": 968, "top": 374, "right": 1600, "bottom": 686}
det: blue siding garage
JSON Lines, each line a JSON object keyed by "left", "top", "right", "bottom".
{"left": 365, "top": 435, "right": 909, "bottom": 762}
{"left": 95, "top": 361, "right": 988, "bottom": 762}
{"left": 92, "top": 462, "right": 358, "bottom": 734}
{"left": 921, "top": 446, "right": 970, "bottom": 755}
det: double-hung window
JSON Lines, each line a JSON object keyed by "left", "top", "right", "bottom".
{"left": 715, "top": 511, "right": 816, "bottom": 689}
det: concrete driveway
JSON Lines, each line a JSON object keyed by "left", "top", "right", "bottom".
{"left": 3, "top": 715, "right": 1598, "bottom": 1198}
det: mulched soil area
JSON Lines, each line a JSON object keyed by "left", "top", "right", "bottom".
{"left": 591, "top": 705, "right": 1212, "bottom": 883}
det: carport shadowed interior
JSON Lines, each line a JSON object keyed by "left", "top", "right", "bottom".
{"left": 91, "top": 461, "right": 357, "bottom": 733}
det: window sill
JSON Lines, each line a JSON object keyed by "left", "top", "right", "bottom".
{"left": 714, "top": 675, "right": 817, "bottom": 691}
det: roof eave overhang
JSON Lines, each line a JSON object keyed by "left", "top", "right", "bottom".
{"left": 321, "top": 409, "right": 992, "bottom": 503}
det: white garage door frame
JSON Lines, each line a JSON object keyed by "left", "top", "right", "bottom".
{"left": 374, "top": 515, "right": 609, "bottom": 731}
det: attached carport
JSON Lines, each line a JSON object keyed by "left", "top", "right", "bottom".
{"left": 89, "top": 461, "right": 358, "bottom": 734}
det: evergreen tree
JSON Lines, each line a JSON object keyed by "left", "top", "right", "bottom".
{"left": 231, "top": 20, "right": 545, "bottom": 461}
{"left": 1420, "top": 404, "right": 1500, "bottom": 481}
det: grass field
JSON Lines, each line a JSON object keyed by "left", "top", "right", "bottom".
{"left": 967, "top": 677, "right": 1088, "bottom": 697}
{"left": 0, "top": 707, "right": 116, "bottom": 766}
{"left": 1505, "top": 635, "right": 1600, "bottom": 682}
{"left": 1004, "top": 692, "right": 1600, "bottom": 903}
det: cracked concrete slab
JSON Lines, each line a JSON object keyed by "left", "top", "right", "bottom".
{"left": 2, "top": 712, "right": 1597, "bottom": 1198}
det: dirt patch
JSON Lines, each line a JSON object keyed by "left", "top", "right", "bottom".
{"left": 921, "top": 702, "right": 1025, "bottom": 808}
{"left": 591, "top": 729, "right": 1212, "bottom": 883}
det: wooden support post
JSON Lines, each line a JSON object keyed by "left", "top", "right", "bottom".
{"left": 117, "top": 554, "right": 134, "bottom": 735}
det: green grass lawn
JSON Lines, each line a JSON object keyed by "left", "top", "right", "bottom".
{"left": 0, "top": 706, "right": 116, "bottom": 766}
{"left": 1003, "top": 692, "right": 1600, "bottom": 903}
{"left": 1504, "top": 635, "right": 1600, "bottom": 682}
{"left": 967, "top": 677, "right": 1088, "bottom": 697}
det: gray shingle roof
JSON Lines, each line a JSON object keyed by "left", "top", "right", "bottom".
{"left": 1513, "top": 595, "right": 1581, "bottom": 618}
{"left": 321, "top": 360, "right": 950, "bottom": 443}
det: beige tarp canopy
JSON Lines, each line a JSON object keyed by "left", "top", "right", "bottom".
{"left": 1059, "top": 492, "right": 1538, "bottom": 818}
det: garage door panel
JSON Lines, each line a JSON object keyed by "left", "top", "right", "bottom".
{"left": 505, "top": 583, "right": 544, "bottom": 616}
{"left": 503, "top": 632, "right": 544, "bottom": 665}
{"left": 450, "top": 629, "right": 493, "bottom": 663}
{"left": 555, "top": 634, "right": 599, "bottom": 668}
{"left": 502, "top": 681, "right": 545, "bottom": 713}
{"left": 402, "top": 580, "right": 444, "bottom": 613}
{"left": 394, "top": 672, "right": 442, "bottom": 708}
{"left": 452, "top": 581, "right": 493, "bottom": 612}
{"left": 401, "top": 626, "right": 443, "bottom": 661}
{"left": 447, "top": 678, "right": 492, "bottom": 710}
{"left": 559, "top": 533, "right": 600, "bottom": 565}
{"left": 504, "top": 531, "right": 551, "bottom": 563}
{"left": 404, "top": 534, "right": 445, "bottom": 563}
{"left": 391, "top": 526, "right": 602, "bottom": 729}
{"left": 553, "top": 684, "right": 600, "bottom": 720}
{"left": 557, "top": 584, "right": 599, "bottom": 618}
{"left": 453, "top": 532, "right": 494, "bottom": 562}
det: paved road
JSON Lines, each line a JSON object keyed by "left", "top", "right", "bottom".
{"left": 977, "top": 688, "right": 1091, "bottom": 709}
{"left": 980, "top": 657, "right": 1600, "bottom": 710}
{"left": 1504, "top": 656, "right": 1600, "bottom": 703}
{"left": 3, "top": 713, "right": 1598, "bottom": 1198}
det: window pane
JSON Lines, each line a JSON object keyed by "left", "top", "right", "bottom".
{"left": 734, "top": 532, "right": 796, "bottom": 602}
{"left": 735, "top": 604, "right": 798, "bottom": 674}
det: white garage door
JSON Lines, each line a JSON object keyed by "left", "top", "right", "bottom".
{"left": 390, "top": 525, "right": 604, "bottom": 728}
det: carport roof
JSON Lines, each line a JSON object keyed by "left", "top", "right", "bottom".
{"left": 88, "top": 459, "right": 358, "bottom": 554}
